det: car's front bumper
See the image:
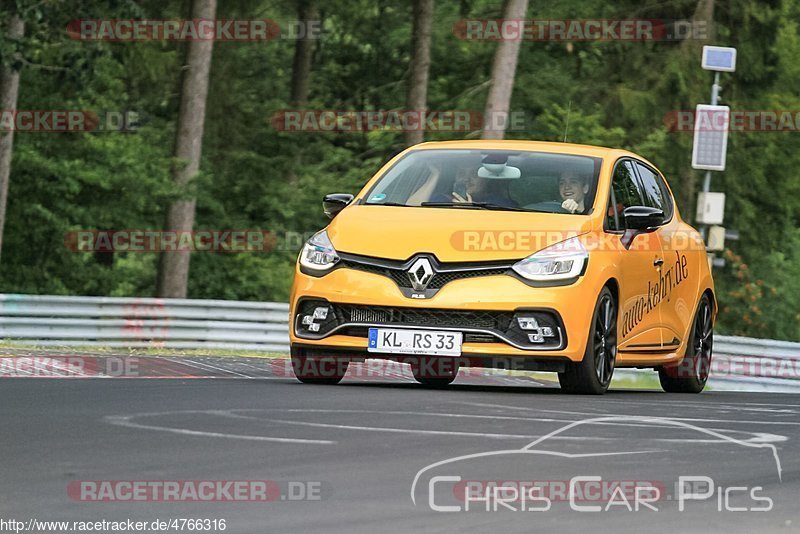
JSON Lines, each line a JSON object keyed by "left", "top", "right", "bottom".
{"left": 289, "top": 264, "right": 598, "bottom": 364}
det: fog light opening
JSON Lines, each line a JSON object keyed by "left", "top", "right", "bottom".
{"left": 517, "top": 317, "right": 539, "bottom": 330}
{"left": 515, "top": 312, "right": 559, "bottom": 346}
{"left": 298, "top": 302, "right": 335, "bottom": 336}
{"left": 528, "top": 332, "right": 544, "bottom": 343}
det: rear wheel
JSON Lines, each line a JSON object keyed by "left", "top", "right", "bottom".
{"left": 658, "top": 294, "right": 713, "bottom": 393}
{"left": 290, "top": 347, "right": 349, "bottom": 385}
{"left": 409, "top": 356, "right": 459, "bottom": 387}
{"left": 558, "top": 286, "right": 617, "bottom": 395}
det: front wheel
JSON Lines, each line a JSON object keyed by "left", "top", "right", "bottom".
{"left": 558, "top": 286, "right": 617, "bottom": 395}
{"left": 658, "top": 294, "right": 713, "bottom": 393}
{"left": 291, "top": 347, "right": 349, "bottom": 385}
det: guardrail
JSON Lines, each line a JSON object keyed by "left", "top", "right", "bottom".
{"left": 0, "top": 294, "right": 290, "bottom": 352}
{"left": 1, "top": 294, "right": 799, "bottom": 388}
{"left": 705, "top": 335, "right": 800, "bottom": 391}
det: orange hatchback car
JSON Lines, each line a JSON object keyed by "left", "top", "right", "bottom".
{"left": 289, "top": 140, "right": 715, "bottom": 394}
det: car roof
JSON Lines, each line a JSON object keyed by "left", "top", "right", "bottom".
{"left": 407, "top": 139, "right": 651, "bottom": 166}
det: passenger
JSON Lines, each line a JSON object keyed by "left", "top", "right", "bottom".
{"left": 559, "top": 170, "right": 590, "bottom": 213}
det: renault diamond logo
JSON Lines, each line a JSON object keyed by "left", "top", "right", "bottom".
{"left": 407, "top": 258, "right": 434, "bottom": 291}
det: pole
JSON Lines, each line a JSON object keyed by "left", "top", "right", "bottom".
{"left": 702, "top": 72, "right": 721, "bottom": 195}
{"left": 700, "top": 71, "right": 721, "bottom": 241}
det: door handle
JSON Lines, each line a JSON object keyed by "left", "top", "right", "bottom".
{"left": 653, "top": 258, "right": 664, "bottom": 267}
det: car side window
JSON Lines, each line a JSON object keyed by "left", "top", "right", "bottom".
{"left": 634, "top": 162, "right": 672, "bottom": 222}
{"left": 657, "top": 174, "right": 674, "bottom": 220}
{"left": 606, "top": 160, "right": 643, "bottom": 231}
{"left": 636, "top": 162, "right": 673, "bottom": 221}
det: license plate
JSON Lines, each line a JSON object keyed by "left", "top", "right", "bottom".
{"left": 367, "top": 328, "right": 462, "bottom": 356}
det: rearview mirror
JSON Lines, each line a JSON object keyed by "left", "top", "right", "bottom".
{"left": 623, "top": 206, "right": 664, "bottom": 231}
{"left": 323, "top": 193, "right": 354, "bottom": 219}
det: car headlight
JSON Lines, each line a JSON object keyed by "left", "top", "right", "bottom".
{"left": 512, "top": 236, "right": 588, "bottom": 281}
{"left": 299, "top": 230, "right": 340, "bottom": 271}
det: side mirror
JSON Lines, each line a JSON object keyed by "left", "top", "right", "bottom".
{"left": 323, "top": 193, "right": 354, "bottom": 219}
{"left": 623, "top": 206, "right": 664, "bottom": 231}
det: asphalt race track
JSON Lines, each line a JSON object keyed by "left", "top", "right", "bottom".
{"left": 1, "top": 354, "right": 799, "bottom": 533}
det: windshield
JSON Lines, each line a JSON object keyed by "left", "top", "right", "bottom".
{"left": 363, "top": 149, "right": 602, "bottom": 214}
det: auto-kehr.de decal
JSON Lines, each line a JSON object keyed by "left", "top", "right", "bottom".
{"left": 622, "top": 251, "right": 690, "bottom": 338}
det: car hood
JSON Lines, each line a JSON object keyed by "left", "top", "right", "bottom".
{"left": 327, "top": 205, "right": 594, "bottom": 262}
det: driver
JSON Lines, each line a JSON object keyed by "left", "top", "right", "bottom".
{"left": 559, "top": 170, "right": 590, "bottom": 213}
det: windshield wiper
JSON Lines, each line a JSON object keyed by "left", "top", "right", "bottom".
{"left": 421, "top": 201, "right": 528, "bottom": 212}
{"left": 365, "top": 201, "right": 409, "bottom": 207}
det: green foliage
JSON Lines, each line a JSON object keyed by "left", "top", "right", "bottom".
{"left": 536, "top": 103, "right": 626, "bottom": 147}
{"left": 717, "top": 229, "right": 800, "bottom": 340}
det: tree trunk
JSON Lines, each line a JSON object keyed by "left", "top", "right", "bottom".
{"left": 404, "top": 0, "right": 433, "bottom": 147}
{"left": 481, "top": 0, "right": 528, "bottom": 140}
{"left": 289, "top": 0, "right": 318, "bottom": 105}
{"left": 0, "top": 14, "right": 24, "bottom": 264}
{"left": 156, "top": 0, "right": 217, "bottom": 298}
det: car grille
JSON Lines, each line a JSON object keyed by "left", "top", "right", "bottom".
{"left": 339, "top": 255, "right": 512, "bottom": 291}
{"left": 336, "top": 304, "right": 514, "bottom": 331}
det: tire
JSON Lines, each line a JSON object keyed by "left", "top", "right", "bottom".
{"left": 558, "top": 286, "right": 617, "bottom": 395}
{"left": 290, "top": 347, "right": 349, "bottom": 385}
{"left": 658, "top": 294, "right": 713, "bottom": 393}
{"left": 409, "top": 356, "right": 459, "bottom": 387}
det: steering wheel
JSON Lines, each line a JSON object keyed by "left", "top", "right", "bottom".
{"left": 523, "top": 200, "right": 570, "bottom": 214}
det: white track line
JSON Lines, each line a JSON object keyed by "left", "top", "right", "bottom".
{"left": 222, "top": 408, "right": 786, "bottom": 444}
{"left": 459, "top": 401, "right": 800, "bottom": 427}
{"left": 216, "top": 408, "right": 615, "bottom": 440}
{"left": 242, "top": 417, "right": 602, "bottom": 440}
{"left": 105, "top": 412, "right": 335, "bottom": 445}
{"left": 161, "top": 357, "right": 252, "bottom": 378}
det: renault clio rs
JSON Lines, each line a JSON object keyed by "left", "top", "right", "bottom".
{"left": 289, "top": 140, "right": 715, "bottom": 394}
